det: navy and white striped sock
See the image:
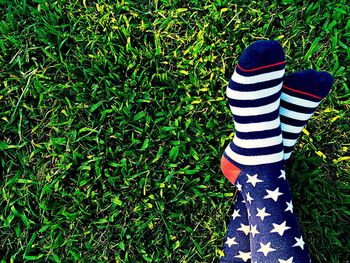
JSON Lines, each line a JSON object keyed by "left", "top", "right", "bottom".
{"left": 281, "top": 69, "right": 333, "bottom": 159}
{"left": 222, "top": 40, "right": 285, "bottom": 180}
{"left": 220, "top": 40, "right": 311, "bottom": 262}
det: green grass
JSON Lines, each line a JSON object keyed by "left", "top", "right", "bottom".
{"left": 0, "top": 0, "right": 349, "bottom": 262}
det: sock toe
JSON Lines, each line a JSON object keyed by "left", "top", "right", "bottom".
{"left": 283, "top": 69, "right": 333, "bottom": 100}
{"left": 314, "top": 71, "right": 333, "bottom": 98}
{"left": 238, "top": 40, "right": 285, "bottom": 70}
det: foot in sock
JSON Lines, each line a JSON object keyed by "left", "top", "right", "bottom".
{"left": 281, "top": 69, "right": 333, "bottom": 159}
{"left": 221, "top": 69, "right": 333, "bottom": 262}
{"left": 220, "top": 40, "right": 311, "bottom": 262}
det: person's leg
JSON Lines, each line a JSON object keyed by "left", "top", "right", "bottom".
{"left": 220, "top": 192, "right": 251, "bottom": 263}
{"left": 221, "top": 40, "right": 311, "bottom": 262}
{"left": 220, "top": 38, "right": 285, "bottom": 262}
{"left": 220, "top": 69, "right": 333, "bottom": 262}
{"left": 245, "top": 70, "right": 332, "bottom": 262}
{"left": 281, "top": 69, "right": 333, "bottom": 159}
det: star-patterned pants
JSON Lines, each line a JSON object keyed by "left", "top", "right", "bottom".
{"left": 221, "top": 166, "right": 310, "bottom": 263}
{"left": 221, "top": 192, "right": 251, "bottom": 262}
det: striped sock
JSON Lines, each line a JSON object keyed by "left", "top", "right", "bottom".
{"left": 221, "top": 40, "right": 285, "bottom": 182}
{"left": 280, "top": 69, "right": 333, "bottom": 160}
{"left": 220, "top": 40, "right": 311, "bottom": 262}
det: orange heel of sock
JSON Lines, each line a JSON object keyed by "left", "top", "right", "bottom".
{"left": 221, "top": 155, "right": 241, "bottom": 185}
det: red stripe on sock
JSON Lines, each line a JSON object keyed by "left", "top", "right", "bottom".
{"left": 282, "top": 85, "right": 322, "bottom": 99}
{"left": 237, "top": 61, "right": 286, "bottom": 72}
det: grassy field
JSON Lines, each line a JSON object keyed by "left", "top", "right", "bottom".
{"left": 0, "top": 0, "right": 349, "bottom": 262}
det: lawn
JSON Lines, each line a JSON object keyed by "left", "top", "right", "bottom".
{"left": 0, "top": 0, "right": 349, "bottom": 262}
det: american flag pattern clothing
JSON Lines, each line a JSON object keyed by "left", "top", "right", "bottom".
{"left": 220, "top": 40, "right": 313, "bottom": 262}
{"left": 220, "top": 167, "right": 312, "bottom": 263}
{"left": 221, "top": 192, "right": 251, "bottom": 263}
{"left": 240, "top": 167, "right": 310, "bottom": 262}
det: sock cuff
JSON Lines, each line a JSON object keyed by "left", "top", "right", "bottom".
{"left": 223, "top": 150, "right": 285, "bottom": 172}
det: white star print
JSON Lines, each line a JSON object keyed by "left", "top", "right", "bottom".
{"left": 234, "top": 251, "right": 251, "bottom": 262}
{"left": 264, "top": 187, "right": 283, "bottom": 202}
{"left": 225, "top": 237, "right": 238, "bottom": 247}
{"left": 256, "top": 207, "right": 271, "bottom": 221}
{"left": 278, "top": 170, "right": 286, "bottom": 180}
{"left": 236, "top": 182, "right": 242, "bottom": 191}
{"left": 293, "top": 236, "right": 305, "bottom": 250}
{"left": 257, "top": 242, "right": 276, "bottom": 256}
{"left": 285, "top": 200, "right": 294, "bottom": 213}
{"left": 246, "top": 192, "right": 254, "bottom": 204}
{"left": 231, "top": 209, "right": 241, "bottom": 220}
{"left": 278, "top": 257, "right": 294, "bottom": 263}
{"left": 237, "top": 223, "right": 250, "bottom": 235}
{"left": 246, "top": 173, "right": 263, "bottom": 187}
{"left": 270, "top": 221, "right": 291, "bottom": 236}
{"left": 250, "top": 224, "right": 260, "bottom": 238}
{"left": 247, "top": 208, "right": 251, "bottom": 218}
